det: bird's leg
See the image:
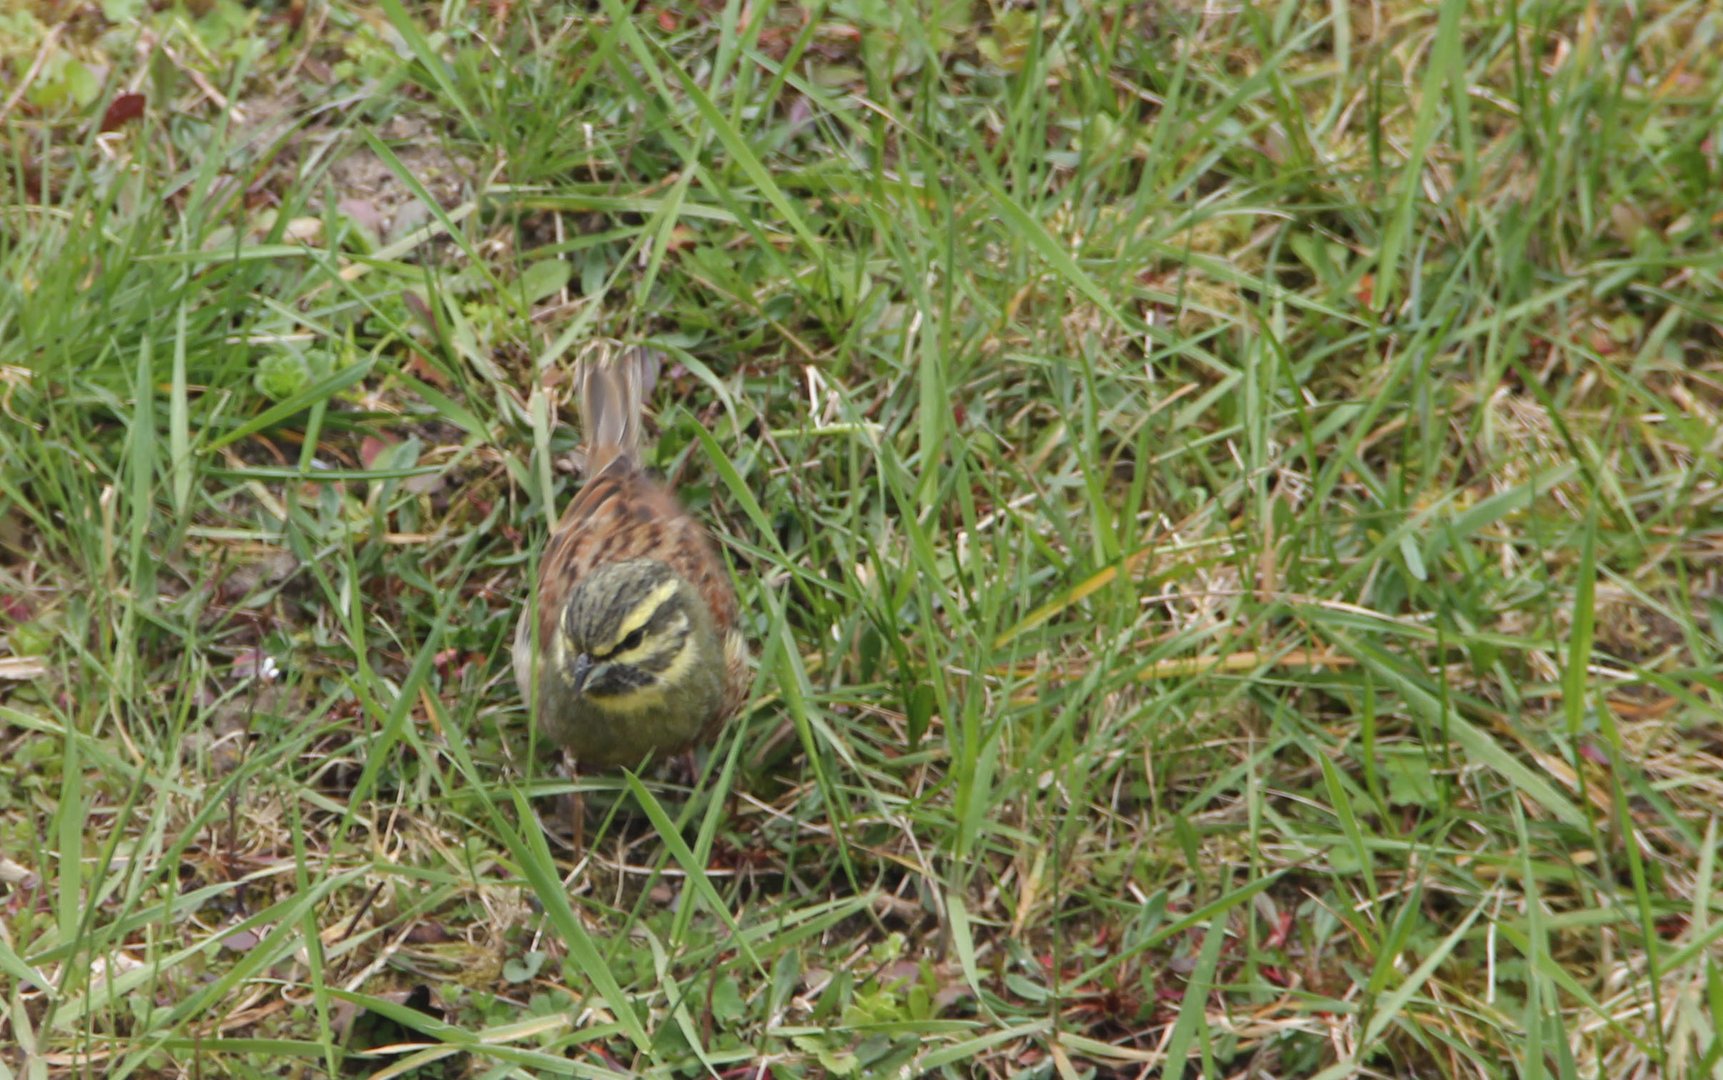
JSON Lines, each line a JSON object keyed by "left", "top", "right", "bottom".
{"left": 680, "top": 747, "right": 718, "bottom": 833}
{"left": 565, "top": 752, "right": 586, "bottom": 855}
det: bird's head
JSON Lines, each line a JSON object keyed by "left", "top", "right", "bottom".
{"left": 552, "top": 558, "right": 717, "bottom": 716}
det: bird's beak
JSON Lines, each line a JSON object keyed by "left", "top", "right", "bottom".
{"left": 569, "top": 652, "right": 593, "bottom": 694}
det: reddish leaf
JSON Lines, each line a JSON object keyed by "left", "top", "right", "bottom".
{"left": 406, "top": 922, "right": 454, "bottom": 944}
{"left": 220, "top": 927, "right": 261, "bottom": 952}
{"left": 232, "top": 648, "right": 278, "bottom": 681}
{"left": 1265, "top": 911, "right": 1295, "bottom": 949}
{"left": 359, "top": 435, "right": 395, "bottom": 469}
{"left": 404, "top": 352, "right": 451, "bottom": 389}
{"left": 1354, "top": 273, "right": 1374, "bottom": 308}
{"left": 102, "top": 93, "right": 146, "bottom": 132}
{"left": 339, "top": 197, "right": 385, "bottom": 235}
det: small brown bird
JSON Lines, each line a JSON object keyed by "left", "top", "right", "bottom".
{"left": 513, "top": 348, "right": 748, "bottom": 790}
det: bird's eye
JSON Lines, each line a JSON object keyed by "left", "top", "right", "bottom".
{"left": 619, "top": 627, "right": 647, "bottom": 652}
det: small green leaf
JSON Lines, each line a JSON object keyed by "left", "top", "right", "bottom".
{"left": 906, "top": 682, "right": 935, "bottom": 747}
{"left": 1383, "top": 752, "right": 1440, "bottom": 808}
{"left": 710, "top": 975, "right": 746, "bottom": 1023}
{"left": 519, "top": 259, "right": 572, "bottom": 304}
{"left": 1398, "top": 533, "right": 1427, "bottom": 581}
{"left": 857, "top": 627, "right": 882, "bottom": 682}
{"left": 254, "top": 351, "right": 313, "bottom": 401}
{"left": 502, "top": 950, "right": 546, "bottom": 984}
{"left": 792, "top": 1035, "right": 859, "bottom": 1076}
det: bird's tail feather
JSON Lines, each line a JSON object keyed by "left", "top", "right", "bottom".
{"left": 579, "top": 346, "right": 662, "bottom": 470}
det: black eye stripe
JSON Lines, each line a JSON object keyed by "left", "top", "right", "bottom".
{"left": 590, "top": 600, "right": 685, "bottom": 661}
{"left": 634, "top": 599, "right": 685, "bottom": 640}
{"left": 641, "top": 626, "right": 693, "bottom": 672}
{"left": 605, "top": 618, "right": 691, "bottom": 671}
{"left": 633, "top": 622, "right": 689, "bottom": 659}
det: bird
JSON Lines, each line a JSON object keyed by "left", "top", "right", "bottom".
{"left": 512, "top": 347, "right": 748, "bottom": 837}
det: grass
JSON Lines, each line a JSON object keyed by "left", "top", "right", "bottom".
{"left": 2, "top": 0, "right": 1722, "bottom": 1076}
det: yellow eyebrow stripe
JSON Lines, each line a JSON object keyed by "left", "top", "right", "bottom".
{"left": 611, "top": 612, "right": 689, "bottom": 666}
{"left": 599, "top": 577, "right": 680, "bottom": 654}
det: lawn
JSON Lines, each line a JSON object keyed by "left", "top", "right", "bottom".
{"left": 3, "top": 0, "right": 1722, "bottom": 1076}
